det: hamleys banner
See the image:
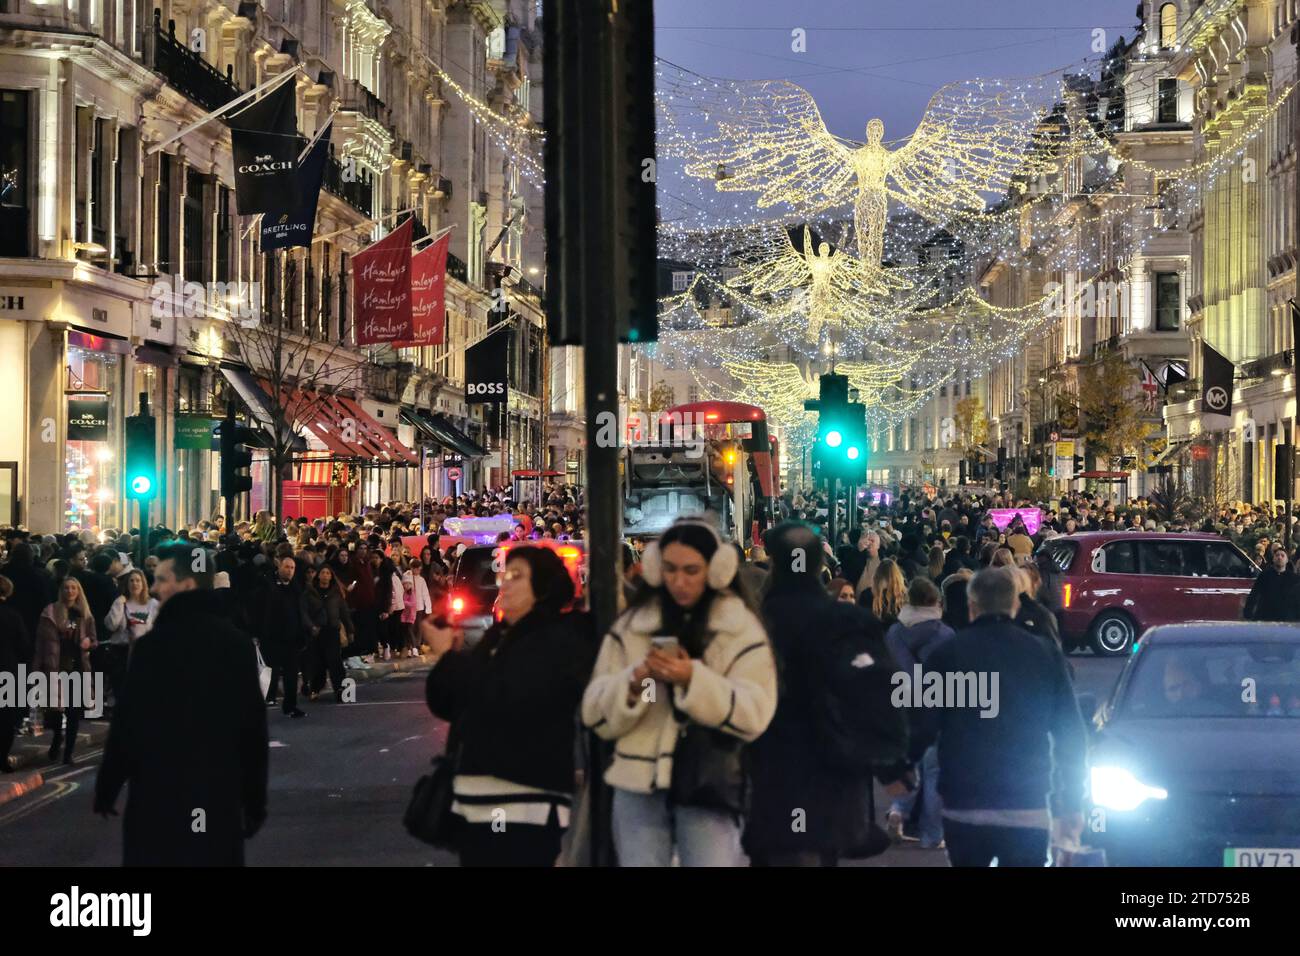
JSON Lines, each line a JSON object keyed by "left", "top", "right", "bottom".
{"left": 353, "top": 218, "right": 414, "bottom": 346}
{"left": 398, "top": 232, "right": 450, "bottom": 347}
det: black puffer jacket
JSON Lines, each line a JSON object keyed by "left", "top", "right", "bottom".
{"left": 426, "top": 609, "right": 594, "bottom": 793}
{"left": 745, "top": 578, "right": 905, "bottom": 857}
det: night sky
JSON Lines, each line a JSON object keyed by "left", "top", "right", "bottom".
{"left": 655, "top": 0, "right": 1143, "bottom": 146}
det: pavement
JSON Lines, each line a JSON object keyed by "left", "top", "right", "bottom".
{"left": 0, "top": 650, "right": 434, "bottom": 806}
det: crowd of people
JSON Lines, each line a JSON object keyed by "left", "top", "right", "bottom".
{"left": 0, "top": 483, "right": 585, "bottom": 770}
{"left": 5, "top": 477, "right": 1276, "bottom": 867}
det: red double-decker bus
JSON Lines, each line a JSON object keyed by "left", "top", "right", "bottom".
{"left": 622, "top": 400, "right": 780, "bottom": 549}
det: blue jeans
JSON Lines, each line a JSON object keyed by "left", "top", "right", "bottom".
{"left": 888, "top": 744, "right": 944, "bottom": 847}
{"left": 611, "top": 789, "right": 746, "bottom": 866}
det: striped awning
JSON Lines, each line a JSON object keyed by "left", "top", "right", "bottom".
{"left": 296, "top": 452, "right": 335, "bottom": 485}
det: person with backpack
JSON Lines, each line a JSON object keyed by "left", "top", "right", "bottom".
{"left": 581, "top": 519, "right": 777, "bottom": 866}
{"left": 883, "top": 577, "right": 954, "bottom": 848}
{"left": 745, "top": 522, "right": 909, "bottom": 866}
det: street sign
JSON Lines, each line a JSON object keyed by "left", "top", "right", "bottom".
{"left": 1055, "top": 440, "right": 1076, "bottom": 479}
{"left": 446, "top": 467, "right": 462, "bottom": 481}
{"left": 1049, "top": 431, "right": 1059, "bottom": 443}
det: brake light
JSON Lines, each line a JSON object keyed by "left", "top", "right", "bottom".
{"left": 1063, "top": 583, "right": 1072, "bottom": 608}
{"left": 450, "top": 595, "right": 465, "bottom": 614}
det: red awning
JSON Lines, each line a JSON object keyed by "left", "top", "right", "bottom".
{"left": 512, "top": 470, "right": 565, "bottom": 477}
{"left": 1078, "top": 470, "right": 1130, "bottom": 479}
{"left": 296, "top": 452, "right": 335, "bottom": 485}
{"left": 274, "top": 386, "right": 418, "bottom": 464}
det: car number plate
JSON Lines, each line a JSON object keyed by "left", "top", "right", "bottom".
{"left": 1223, "top": 848, "right": 1297, "bottom": 867}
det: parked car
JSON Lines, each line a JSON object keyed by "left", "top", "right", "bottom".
{"left": 1088, "top": 623, "right": 1300, "bottom": 866}
{"left": 445, "top": 541, "right": 586, "bottom": 644}
{"left": 1039, "top": 532, "right": 1258, "bottom": 656}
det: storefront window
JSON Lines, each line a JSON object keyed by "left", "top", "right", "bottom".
{"left": 65, "top": 347, "right": 123, "bottom": 532}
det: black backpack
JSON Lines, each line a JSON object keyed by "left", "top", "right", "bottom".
{"left": 808, "top": 606, "right": 909, "bottom": 774}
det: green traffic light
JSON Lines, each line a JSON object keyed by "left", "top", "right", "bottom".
{"left": 847, "top": 446, "right": 860, "bottom": 460}
{"left": 825, "top": 430, "right": 843, "bottom": 448}
{"left": 130, "top": 475, "right": 153, "bottom": 495}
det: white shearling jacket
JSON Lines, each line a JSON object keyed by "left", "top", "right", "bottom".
{"left": 580, "top": 592, "right": 777, "bottom": 794}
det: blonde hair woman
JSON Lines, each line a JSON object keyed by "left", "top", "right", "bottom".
{"left": 36, "top": 576, "right": 97, "bottom": 764}
{"left": 870, "top": 559, "right": 907, "bottom": 628}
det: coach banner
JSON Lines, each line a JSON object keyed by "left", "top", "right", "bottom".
{"left": 353, "top": 218, "right": 414, "bottom": 346}
{"left": 464, "top": 330, "right": 509, "bottom": 404}
{"left": 227, "top": 80, "right": 301, "bottom": 215}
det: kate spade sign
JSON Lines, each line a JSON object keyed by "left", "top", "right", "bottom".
{"left": 67, "top": 394, "right": 109, "bottom": 442}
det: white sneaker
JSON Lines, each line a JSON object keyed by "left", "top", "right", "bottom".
{"left": 886, "top": 810, "right": 905, "bottom": 843}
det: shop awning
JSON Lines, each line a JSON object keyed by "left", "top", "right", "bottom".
{"left": 220, "top": 367, "right": 307, "bottom": 452}
{"left": 1148, "top": 439, "right": 1191, "bottom": 467}
{"left": 512, "top": 470, "right": 565, "bottom": 478}
{"left": 401, "top": 408, "right": 487, "bottom": 459}
{"left": 295, "top": 451, "right": 336, "bottom": 485}
{"left": 278, "top": 387, "right": 418, "bottom": 465}
{"left": 1078, "top": 470, "right": 1131, "bottom": 480}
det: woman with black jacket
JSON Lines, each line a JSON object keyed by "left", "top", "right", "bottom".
{"left": 304, "top": 566, "right": 354, "bottom": 702}
{"left": 0, "top": 575, "right": 32, "bottom": 772}
{"left": 424, "top": 546, "right": 594, "bottom": 866}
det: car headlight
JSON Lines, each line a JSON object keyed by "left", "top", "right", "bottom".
{"left": 1090, "top": 766, "right": 1168, "bottom": 812}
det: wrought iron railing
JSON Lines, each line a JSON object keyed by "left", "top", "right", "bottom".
{"left": 149, "top": 10, "right": 241, "bottom": 113}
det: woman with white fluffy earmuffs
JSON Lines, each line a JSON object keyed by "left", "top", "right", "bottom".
{"left": 581, "top": 518, "right": 777, "bottom": 866}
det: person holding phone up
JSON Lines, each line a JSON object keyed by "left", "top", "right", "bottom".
{"left": 581, "top": 519, "right": 777, "bottom": 867}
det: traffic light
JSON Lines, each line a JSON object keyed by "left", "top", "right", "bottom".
{"left": 124, "top": 394, "right": 157, "bottom": 501}
{"left": 805, "top": 373, "right": 866, "bottom": 484}
{"left": 1073, "top": 454, "right": 1085, "bottom": 476}
{"left": 218, "top": 405, "right": 257, "bottom": 503}
{"left": 544, "top": 0, "right": 657, "bottom": 345}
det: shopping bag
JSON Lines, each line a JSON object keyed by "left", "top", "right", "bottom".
{"left": 254, "top": 642, "right": 272, "bottom": 700}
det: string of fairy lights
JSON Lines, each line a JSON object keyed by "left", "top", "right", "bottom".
{"left": 645, "top": 58, "right": 1298, "bottom": 461}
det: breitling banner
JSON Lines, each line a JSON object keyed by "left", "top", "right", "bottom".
{"left": 260, "top": 124, "right": 331, "bottom": 252}
{"left": 352, "top": 217, "right": 414, "bottom": 346}
{"left": 228, "top": 80, "right": 302, "bottom": 215}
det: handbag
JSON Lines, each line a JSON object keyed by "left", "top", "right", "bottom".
{"left": 254, "top": 642, "right": 272, "bottom": 701}
{"left": 669, "top": 722, "right": 749, "bottom": 816}
{"left": 403, "top": 733, "right": 463, "bottom": 850}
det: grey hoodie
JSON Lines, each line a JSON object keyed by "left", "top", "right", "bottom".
{"left": 884, "top": 604, "right": 955, "bottom": 674}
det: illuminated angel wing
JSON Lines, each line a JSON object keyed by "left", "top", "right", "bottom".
{"left": 659, "top": 70, "right": 855, "bottom": 212}
{"left": 721, "top": 361, "right": 817, "bottom": 409}
{"left": 887, "top": 77, "right": 1059, "bottom": 218}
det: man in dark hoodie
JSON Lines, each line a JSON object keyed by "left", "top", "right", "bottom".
{"left": 745, "top": 522, "right": 909, "bottom": 867}
{"left": 913, "top": 567, "right": 1087, "bottom": 867}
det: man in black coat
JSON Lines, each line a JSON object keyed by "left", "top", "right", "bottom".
{"left": 745, "top": 522, "right": 909, "bottom": 867}
{"left": 1243, "top": 547, "right": 1299, "bottom": 622}
{"left": 94, "top": 543, "right": 268, "bottom": 866}
{"left": 263, "top": 555, "right": 311, "bottom": 717}
{"left": 913, "top": 567, "right": 1087, "bottom": 867}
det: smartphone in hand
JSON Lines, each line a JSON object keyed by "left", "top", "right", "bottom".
{"left": 649, "top": 635, "right": 680, "bottom": 654}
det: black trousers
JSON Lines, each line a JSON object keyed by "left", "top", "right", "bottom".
{"left": 268, "top": 643, "right": 302, "bottom": 713}
{"left": 943, "top": 820, "right": 1050, "bottom": 867}
{"left": 46, "top": 704, "right": 82, "bottom": 757}
{"left": 457, "top": 821, "right": 564, "bottom": 867}
{"left": 309, "top": 627, "right": 346, "bottom": 696}
{"left": 352, "top": 608, "right": 378, "bottom": 656}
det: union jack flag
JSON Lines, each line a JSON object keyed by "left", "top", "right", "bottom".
{"left": 1140, "top": 362, "right": 1159, "bottom": 411}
